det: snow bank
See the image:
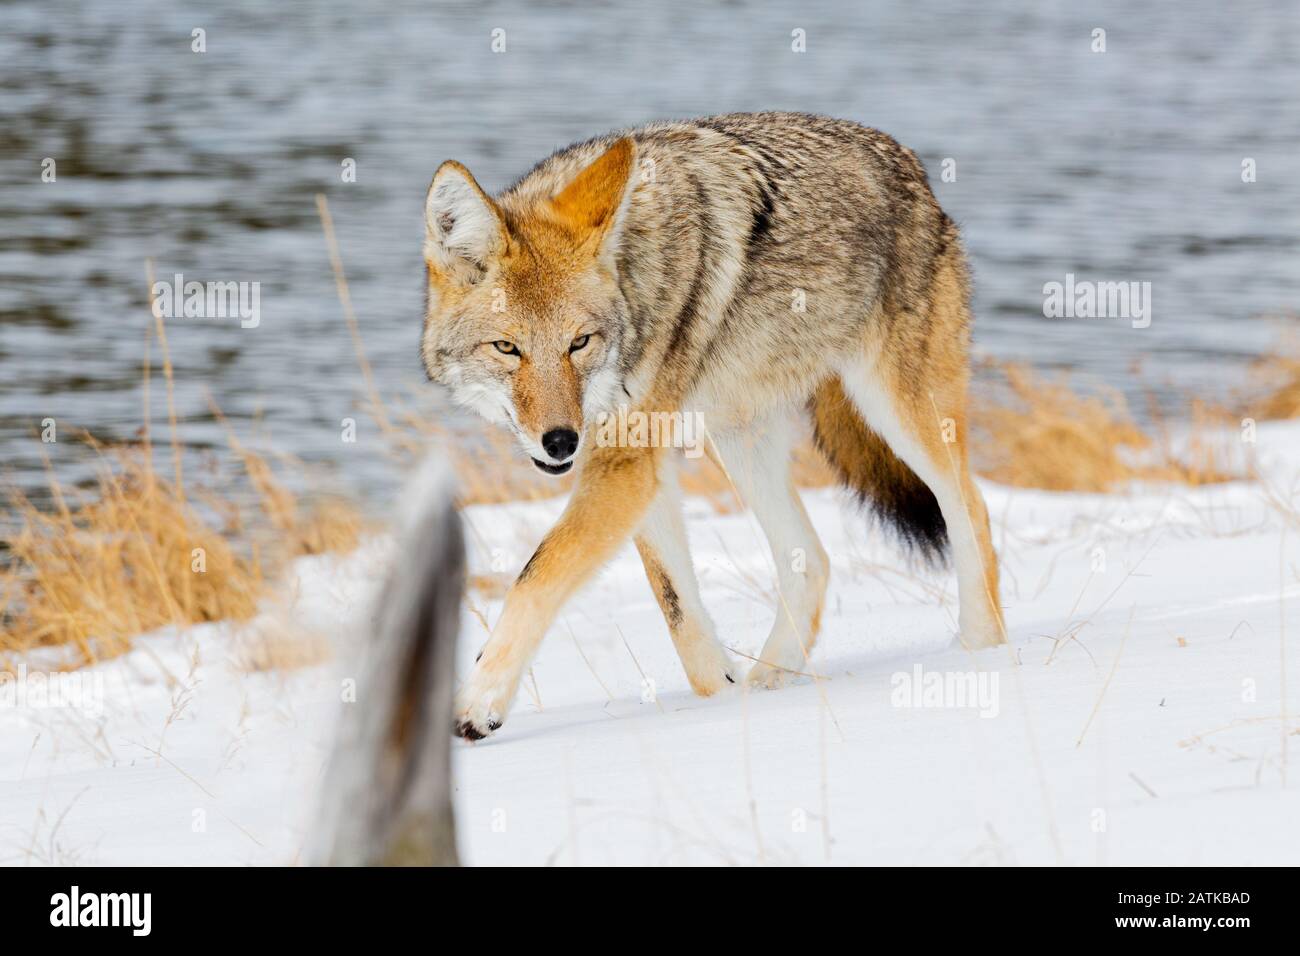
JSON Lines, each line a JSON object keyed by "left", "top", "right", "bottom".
{"left": 3, "top": 424, "right": 1298, "bottom": 865}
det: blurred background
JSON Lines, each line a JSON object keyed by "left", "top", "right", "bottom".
{"left": 2, "top": 0, "right": 1298, "bottom": 509}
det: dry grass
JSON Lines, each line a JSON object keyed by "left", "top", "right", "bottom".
{"left": 972, "top": 361, "right": 1240, "bottom": 492}
{"left": 0, "top": 435, "right": 365, "bottom": 667}
{"left": 1247, "top": 350, "right": 1300, "bottom": 421}
{"left": 1, "top": 344, "right": 1276, "bottom": 665}
{"left": 2, "top": 444, "right": 262, "bottom": 664}
{"left": 231, "top": 614, "right": 333, "bottom": 673}
{"left": 0, "top": 276, "right": 365, "bottom": 667}
{"left": 209, "top": 401, "right": 365, "bottom": 559}
{"left": 6, "top": 196, "right": 1291, "bottom": 665}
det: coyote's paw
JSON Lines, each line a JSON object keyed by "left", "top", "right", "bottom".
{"left": 452, "top": 674, "right": 512, "bottom": 741}
{"left": 745, "top": 642, "right": 808, "bottom": 690}
{"left": 745, "top": 660, "right": 791, "bottom": 690}
{"left": 453, "top": 711, "right": 501, "bottom": 741}
{"left": 957, "top": 617, "right": 1005, "bottom": 651}
{"left": 680, "top": 639, "right": 738, "bottom": 697}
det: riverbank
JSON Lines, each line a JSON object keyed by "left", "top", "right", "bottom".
{"left": 2, "top": 418, "right": 1297, "bottom": 864}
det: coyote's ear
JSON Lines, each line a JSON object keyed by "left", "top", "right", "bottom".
{"left": 549, "top": 138, "right": 636, "bottom": 256}
{"left": 424, "top": 161, "right": 508, "bottom": 285}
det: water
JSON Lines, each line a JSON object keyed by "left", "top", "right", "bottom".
{"left": 3, "top": 0, "right": 1299, "bottom": 507}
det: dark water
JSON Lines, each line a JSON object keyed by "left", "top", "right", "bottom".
{"left": 2, "top": 0, "right": 1299, "bottom": 506}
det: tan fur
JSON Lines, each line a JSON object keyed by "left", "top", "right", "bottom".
{"left": 454, "top": 442, "right": 661, "bottom": 735}
{"left": 889, "top": 242, "right": 1002, "bottom": 637}
{"left": 634, "top": 540, "right": 731, "bottom": 697}
{"left": 422, "top": 114, "right": 1006, "bottom": 738}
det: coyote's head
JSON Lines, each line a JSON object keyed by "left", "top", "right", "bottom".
{"left": 420, "top": 139, "right": 636, "bottom": 476}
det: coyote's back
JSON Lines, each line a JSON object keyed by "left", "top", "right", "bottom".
{"left": 498, "top": 112, "right": 961, "bottom": 405}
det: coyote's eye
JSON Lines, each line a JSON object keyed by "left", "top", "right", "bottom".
{"left": 493, "top": 340, "right": 519, "bottom": 356}
{"left": 570, "top": 334, "right": 591, "bottom": 353}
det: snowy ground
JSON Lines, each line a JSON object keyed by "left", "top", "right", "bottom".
{"left": 3, "top": 424, "right": 1299, "bottom": 866}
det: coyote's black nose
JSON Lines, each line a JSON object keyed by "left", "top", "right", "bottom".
{"left": 541, "top": 428, "right": 579, "bottom": 462}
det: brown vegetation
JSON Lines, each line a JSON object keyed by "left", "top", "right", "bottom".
{"left": 5, "top": 201, "right": 1296, "bottom": 664}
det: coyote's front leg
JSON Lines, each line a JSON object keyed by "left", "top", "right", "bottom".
{"left": 454, "top": 442, "right": 659, "bottom": 740}
{"left": 633, "top": 455, "right": 738, "bottom": 695}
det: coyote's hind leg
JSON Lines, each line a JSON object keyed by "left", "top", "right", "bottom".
{"left": 710, "top": 415, "right": 830, "bottom": 687}
{"left": 837, "top": 244, "right": 1004, "bottom": 649}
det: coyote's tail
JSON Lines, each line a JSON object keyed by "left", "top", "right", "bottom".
{"left": 809, "top": 376, "right": 949, "bottom": 563}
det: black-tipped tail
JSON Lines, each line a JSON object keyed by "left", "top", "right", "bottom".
{"left": 809, "top": 376, "right": 948, "bottom": 563}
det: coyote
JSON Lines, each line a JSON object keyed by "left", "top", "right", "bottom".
{"left": 421, "top": 112, "right": 1004, "bottom": 740}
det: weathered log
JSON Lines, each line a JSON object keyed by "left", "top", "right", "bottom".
{"left": 309, "top": 456, "right": 463, "bottom": 866}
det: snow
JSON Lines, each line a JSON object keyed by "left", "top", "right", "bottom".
{"left": 3, "top": 424, "right": 1299, "bottom": 866}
